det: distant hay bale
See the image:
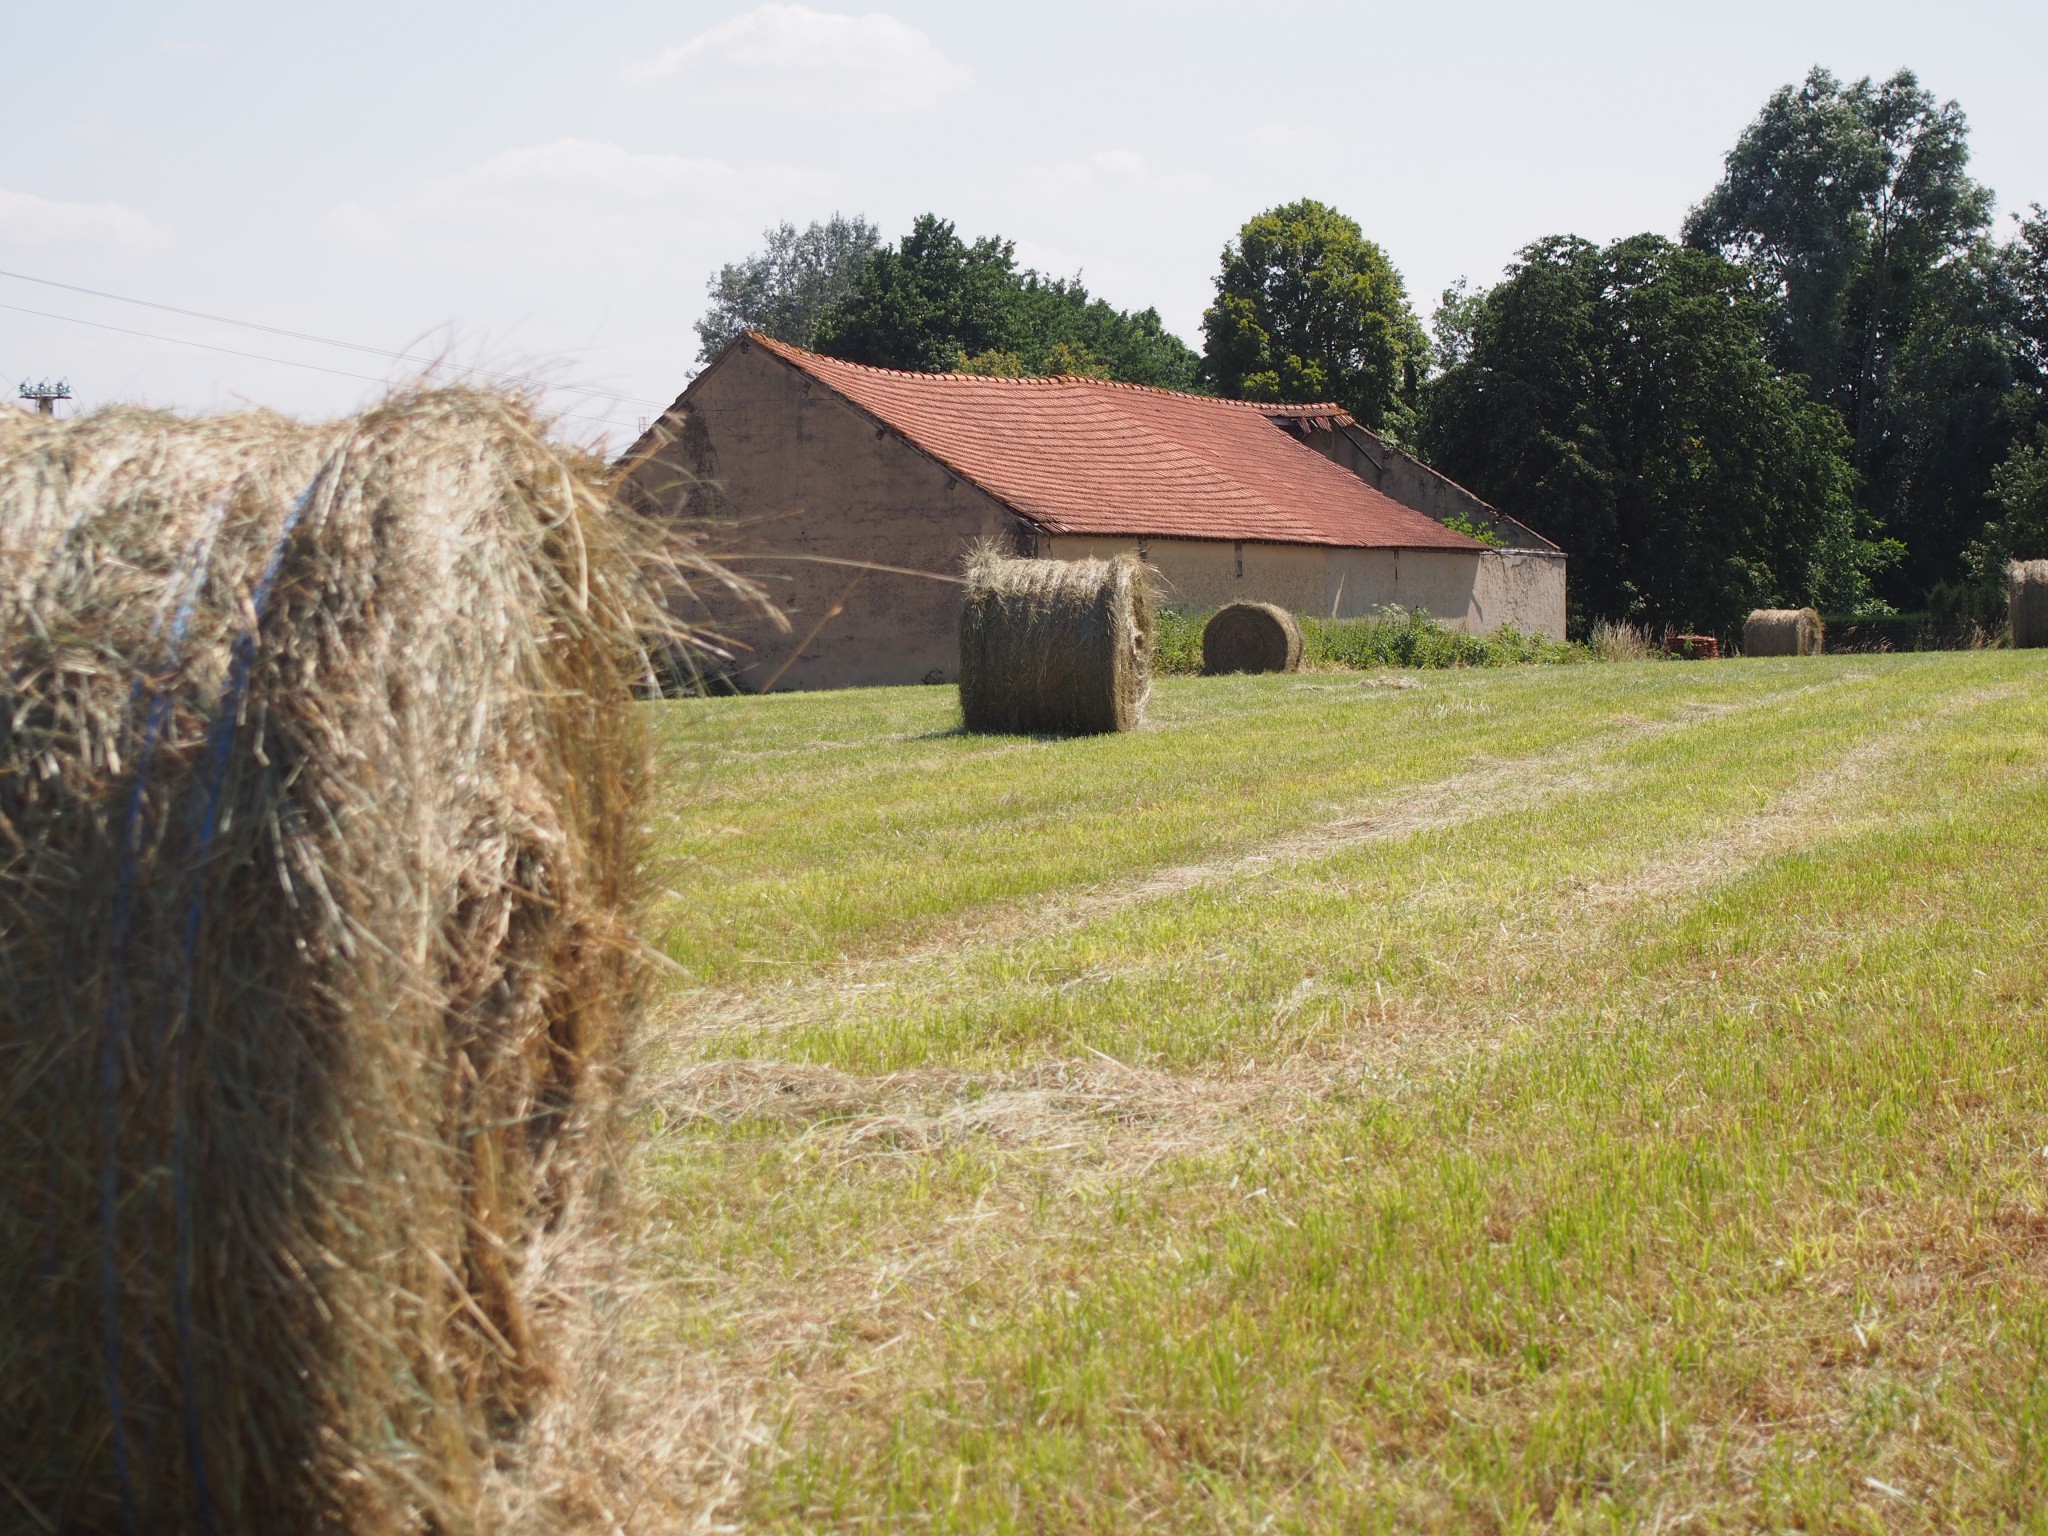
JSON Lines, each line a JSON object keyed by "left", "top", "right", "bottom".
{"left": 0, "top": 391, "right": 687, "bottom": 1533}
{"left": 958, "top": 551, "right": 1152, "bottom": 734}
{"left": 2009, "top": 561, "right": 2048, "bottom": 648}
{"left": 1743, "top": 607, "right": 1824, "bottom": 656}
{"left": 1202, "top": 601, "right": 1302, "bottom": 675}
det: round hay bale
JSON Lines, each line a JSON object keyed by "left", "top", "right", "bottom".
{"left": 2008, "top": 560, "right": 2048, "bottom": 648}
{"left": 1201, "top": 601, "right": 1302, "bottom": 674}
{"left": 958, "top": 551, "right": 1152, "bottom": 734}
{"left": 0, "top": 391, "right": 683, "bottom": 1533}
{"left": 1743, "top": 607, "right": 1824, "bottom": 656}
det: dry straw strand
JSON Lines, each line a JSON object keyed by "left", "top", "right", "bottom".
{"left": 957, "top": 550, "right": 1152, "bottom": 735}
{"left": 2007, "top": 560, "right": 2048, "bottom": 648}
{"left": 0, "top": 388, "right": 704, "bottom": 1535}
{"left": 1742, "top": 607, "right": 1824, "bottom": 657}
{"left": 1202, "top": 601, "right": 1302, "bottom": 675}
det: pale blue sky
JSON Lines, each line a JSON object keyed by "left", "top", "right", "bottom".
{"left": 4, "top": 1, "right": 2044, "bottom": 445}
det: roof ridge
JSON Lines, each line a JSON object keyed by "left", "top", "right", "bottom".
{"left": 742, "top": 331, "right": 1350, "bottom": 417}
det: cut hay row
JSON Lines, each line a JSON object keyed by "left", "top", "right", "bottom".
{"left": 2009, "top": 559, "right": 2048, "bottom": 648}
{"left": 1743, "top": 606, "right": 1824, "bottom": 656}
{"left": 0, "top": 391, "right": 694, "bottom": 1534}
{"left": 1202, "top": 601, "right": 1302, "bottom": 675}
{"left": 958, "top": 551, "right": 1152, "bottom": 735}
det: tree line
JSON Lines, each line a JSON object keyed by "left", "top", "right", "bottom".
{"left": 695, "top": 67, "right": 2048, "bottom": 635}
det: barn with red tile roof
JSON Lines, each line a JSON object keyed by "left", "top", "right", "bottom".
{"left": 620, "top": 333, "right": 1565, "bottom": 691}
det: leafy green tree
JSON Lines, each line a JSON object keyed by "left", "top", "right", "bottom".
{"left": 1199, "top": 199, "right": 1427, "bottom": 435}
{"left": 957, "top": 341, "right": 1115, "bottom": 381}
{"left": 1684, "top": 67, "right": 2026, "bottom": 600}
{"left": 1420, "top": 234, "right": 1884, "bottom": 635}
{"left": 1963, "top": 427, "right": 2048, "bottom": 583}
{"left": 695, "top": 213, "right": 879, "bottom": 361}
{"left": 811, "top": 214, "right": 1200, "bottom": 387}
{"left": 1009, "top": 277, "right": 1199, "bottom": 389}
{"left": 2010, "top": 203, "right": 2048, "bottom": 388}
{"left": 812, "top": 215, "right": 1021, "bottom": 372}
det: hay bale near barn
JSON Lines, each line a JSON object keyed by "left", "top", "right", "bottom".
{"left": 0, "top": 391, "right": 683, "bottom": 1534}
{"left": 958, "top": 551, "right": 1152, "bottom": 734}
{"left": 2009, "top": 560, "right": 2048, "bottom": 648}
{"left": 1202, "top": 601, "right": 1302, "bottom": 675}
{"left": 1743, "top": 607, "right": 1824, "bottom": 656}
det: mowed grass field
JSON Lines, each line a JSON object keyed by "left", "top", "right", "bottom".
{"left": 632, "top": 653, "right": 2048, "bottom": 1532}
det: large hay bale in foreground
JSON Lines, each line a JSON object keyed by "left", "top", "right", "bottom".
{"left": 1743, "top": 607, "right": 1824, "bottom": 656}
{"left": 2009, "top": 560, "right": 2048, "bottom": 648}
{"left": 0, "top": 392, "right": 672, "bottom": 1534}
{"left": 958, "top": 552, "right": 1152, "bottom": 734}
{"left": 1202, "top": 601, "right": 1302, "bottom": 675}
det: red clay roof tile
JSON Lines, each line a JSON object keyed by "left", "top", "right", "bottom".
{"left": 740, "top": 334, "right": 1482, "bottom": 552}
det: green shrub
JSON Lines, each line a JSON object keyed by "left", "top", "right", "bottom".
{"left": 1154, "top": 605, "right": 1586, "bottom": 674}
{"left": 1152, "top": 608, "right": 1208, "bottom": 674}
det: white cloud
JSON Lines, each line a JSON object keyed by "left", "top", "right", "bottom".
{"left": 1251, "top": 122, "right": 1319, "bottom": 147}
{"left": 0, "top": 186, "right": 169, "bottom": 248}
{"left": 1026, "top": 149, "right": 1207, "bottom": 198}
{"left": 321, "top": 139, "right": 802, "bottom": 263}
{"left": 621, "top": 4, "right": 971, "bottom": 118}
{"left": 310, "top": 137, "right": 821, "bottom": 420}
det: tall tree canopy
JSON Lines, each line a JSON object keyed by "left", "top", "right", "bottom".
{"left": 810, "top": 214, "right": 1199, "bottom": 388}
{"left": 1684, "top": 67, "right": 2030, "bottom": 602}
{"left": 695, "top": 214, "right": 880, "bottom": 361}
{"left": 1420, "top": 234, "right": 1880, "bottom": 635}
{"left": 1963, "top": 426, "right": 2048, "bottom": 591}
{"left": 812, "top": 215, "right": 1021, "bottom": 373}
{"left": 1951, "top": 206, "right": 2048, "bottom": 607}
{"left": 2009, "top": 203, "right": 2048, "bottom": 391}
{"left": 995, "top": 276, "right": 1199, "bottom": 389}
{"left": 1199, "top": 199, "right": 1426, "bottom": 436}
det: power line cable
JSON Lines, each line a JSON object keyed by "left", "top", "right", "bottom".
{"left": 0, "top": 265, "right": 670, "bottom": 411}
{"left": 0, "top": 300, "right": 642, "bottom": 433}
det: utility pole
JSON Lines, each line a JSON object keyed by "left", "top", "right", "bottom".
{"left": 19, "top": 378, "right": 71, "bottom": 416}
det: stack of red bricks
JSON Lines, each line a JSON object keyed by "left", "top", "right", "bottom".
{"left": 1664, "top": 634, "right": 1720, "bottom": 659}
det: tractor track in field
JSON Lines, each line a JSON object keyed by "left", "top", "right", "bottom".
{"left": 1570, "top": 681, "right": 2023, "bottom": 916}
{"left": 642, "top": 670, "right": 2037, "bottom": 1153}
{"left": 653, "top": 671, "right": 1888, "bottom": 1054}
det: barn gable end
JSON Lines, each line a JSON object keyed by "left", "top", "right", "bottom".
{"left": 623, "top": 339, "right": 1028, "bottom": 691}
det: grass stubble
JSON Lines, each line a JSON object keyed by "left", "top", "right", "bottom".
{"left": 627, "top": 653, "right": 2048, "bottom": 1532}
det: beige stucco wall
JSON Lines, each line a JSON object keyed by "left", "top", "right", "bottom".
{"left": 1322, "top": 546, "right": 1567, "bottom": 637}
{"left": 623, "top": 342, "right": 1019, "bottom": 690}
{"left": 1047, "top": 536, "right": 1566, "bottom": 639}
{"left": 1321, "top": 548, "right": 1400, "bottom": 620}
{"left": 1473, "top": 550, "right": 1569, "bottom": 638}
{"left": 1041, "top": 535, "right": 1325, "bottom": 614}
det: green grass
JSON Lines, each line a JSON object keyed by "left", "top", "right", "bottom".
{"left": 634, "top": 653, "right": 2048, "bottom": 1531}
{"left": 1153, "top": 605, "right": 1586, "bottom": 674}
